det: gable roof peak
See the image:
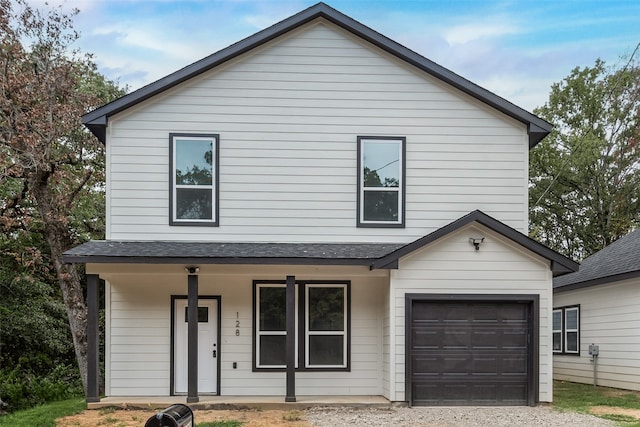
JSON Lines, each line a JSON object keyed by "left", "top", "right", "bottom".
{"left": 83, "top": 2, "right": 551, "bottom": 147}
{"left": 371, "top": 210, "right": 578, "bottom": 275}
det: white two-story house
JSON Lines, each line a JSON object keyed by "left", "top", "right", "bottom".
{"left": 64, "top": 2, "right": 577, "bottom": 407}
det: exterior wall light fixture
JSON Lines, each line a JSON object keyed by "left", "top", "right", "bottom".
{"left": 469, "top": 237, "right": 485, "bottom": 251}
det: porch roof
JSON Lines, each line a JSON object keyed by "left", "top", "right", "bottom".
{"left": 62, "top": 240, "right": 405, "bottom": 267}
{"left": 63, "top": 211, "right": 578, "bottom": 275}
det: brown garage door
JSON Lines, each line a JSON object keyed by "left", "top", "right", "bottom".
{"left": 407, "top": 298, "right": 533, "bottom": 406}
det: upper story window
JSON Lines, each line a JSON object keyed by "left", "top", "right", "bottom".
{"left": 357, "top": 136, "right": 405, "bottom": 228}
{"left": 553, "top": 305, "right": 580, "bottom": 355}
{"left": 169, "top": 133, "right": 219, "bottom": 226}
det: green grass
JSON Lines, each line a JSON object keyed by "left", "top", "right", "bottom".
{"left": 196, "top": 421, "right": 243, "bottom": 427}
{"left": 0, "top": 397, "right": 86, "bottom": 427}
{"left": 554, "top": 380, "right": 640, "bottom": 426}
{"left": 5, "top": 383, "right": 640, "bottom": 427}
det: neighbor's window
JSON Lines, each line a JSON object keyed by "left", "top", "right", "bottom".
{"left": 552, "top": 309, "right": 562, "bottom": 352}
{"left": 253, "top": 281, "right": 350, "bottom": 371}
{"left": 552, "top": 305, "right": 580, "bottom": 355}
{"left": 565, "top": 306, "right": 579, "bottom": 354}
{"left": 169, "top": 133, "right": 219, "bottom": 226}
{"left": 357, "top": 136, "right": 405, "bottom": 227}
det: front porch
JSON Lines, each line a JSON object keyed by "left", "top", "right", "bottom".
{"left": 88, "top": 395, "right": 393, "bottom": 411}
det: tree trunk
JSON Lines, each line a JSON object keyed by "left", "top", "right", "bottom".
{"left": 49, "top": 239, "right": 89, "bottom": 395}
{"left": 32, "top": 178, "right": 89, "bottom": 395}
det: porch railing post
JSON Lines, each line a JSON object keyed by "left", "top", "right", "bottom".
{"left": 187, "top": 273, "right": 199, "bottom": 403}
{"left": 86, "top": 274, "right": 100, "bottom": 403}
{"left": 285, "top": 275, "right": 296, "bottom": 402}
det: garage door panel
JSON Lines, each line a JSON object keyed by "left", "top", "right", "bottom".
{"left": 413, "top": 327, "right": 527, "bottom": 350}
{"left": 442, "top": 330, "right": 471, "bottom": 347}
{"left": 412, "top": 330, "right": 439, "bottom": 348}
{"left": 412, "top": 379, "right": 528, "bottom": 406}
{"left": 409, "top": 300, "right": 532, "bottom": 406}
{"left": 412, "top": 352, "right": 527, "bottom": 375}
{"left": 502, "top": 356, "right": 528, "bottom": 374}
{"left": 503, "top": 331, "right": 528, "bottom": 348}
{"left": 472, "top": 330, "right": 497, "bottom": 347}
{"left": 473, "top": 357, "right": 498, "bottom": 374}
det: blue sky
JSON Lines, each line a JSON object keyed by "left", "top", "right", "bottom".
{"left": 36, "top": 0, "right": 640, "bottom": 112}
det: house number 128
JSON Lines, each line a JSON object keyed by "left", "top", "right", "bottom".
{"left": 235, "top": 312, "right": 240, "bottom": 336}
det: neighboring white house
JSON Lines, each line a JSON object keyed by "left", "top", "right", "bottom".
{"left": 64, "top": 2, "right": 577, "bottom": 406}
{"left": 553, "top": 229, "right": 640, "bottom": 391}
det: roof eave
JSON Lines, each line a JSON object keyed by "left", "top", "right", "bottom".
{"left": 62, "top": 254, "right": 383, "bottom": 267}
{"left": 371, "top": 210, "right": 578, "bottom": 276}
{"left": 554, "top": 270, "right": 640, "bottom": 293}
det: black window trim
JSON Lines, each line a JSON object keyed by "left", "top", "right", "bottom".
{"left": 169, "top": 132, "right": 220, "bottom": 227}
{"left": 553, "top": 305, "right": 580, "bottom": 356}
{"left": 252, "top": 279, "right": 351, "bottom": 372}
{"left": 356, "top": 136, "right": 406, "bottom": 228}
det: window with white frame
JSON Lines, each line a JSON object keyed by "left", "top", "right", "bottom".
{"left": 552, "top": 309, "right": 562, "bottom": 352}
{"left": 255, "top": 284, "right": 294, "bottom": 368}
{"left": 169, "top": 133, "right": 219, "bottom": 226}
{"left": 552, "top": 305, "right": 580, "bottom": 355}
{"left": 306, "top": 284, "right": 347, "bottom": 368}
{"left": 565, "top": 306, "right": 579, "bottom": 354}
{"left": 357, "top": 136, "right": 405, "bottom": 227}
{"left": 253, "top": 281, "right": 349, "bottom": 371}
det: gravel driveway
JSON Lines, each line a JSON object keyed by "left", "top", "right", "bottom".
{"left": 305, "top": 406, "right": 617, "bottom": 426}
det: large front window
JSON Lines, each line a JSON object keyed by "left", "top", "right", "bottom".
{"left": 169, "top": 133, "right": 219, "bottom": 226}
{"left": 357, "top": 136, "right": 405, "bottom": 227}
{"left": 254, "top": 281, "right": 349, "bottom": 370}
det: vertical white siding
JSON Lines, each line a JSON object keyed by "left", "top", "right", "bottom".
{"left": 106, "top": 21, "right": 529, "bottom": 242}
{"left": 94, "top": 264, "right": 387, "bottom": 397}
{"left": 554, "top": 278, "right": 640, "bottom": 391}
{"left": 388, "top": 224, "right": 553, "bottom": 403}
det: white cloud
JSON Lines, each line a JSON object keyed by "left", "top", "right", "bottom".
{"left": 444, "top": 21, "right": 521, "bottom": 45}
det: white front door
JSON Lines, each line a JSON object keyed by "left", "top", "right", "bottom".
{"left": 174, "top": 298, "right": 218, "bottom": 394}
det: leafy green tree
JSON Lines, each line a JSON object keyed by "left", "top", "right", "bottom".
{"left": 529, "top": 58, "right": 640, "bottom": 260}
{"left": 0, "top": 0, "right": 124, "bottom": 396}
{"left": 363, "top": 166, "right": 400, "bottom": 222}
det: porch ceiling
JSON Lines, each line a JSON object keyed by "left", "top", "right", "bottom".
{"left": 62, "top": 240, "right": 405, "bottom": 267}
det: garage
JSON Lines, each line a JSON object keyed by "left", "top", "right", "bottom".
{"left": 406, "top": 295, "right": 537, "bottom": 406}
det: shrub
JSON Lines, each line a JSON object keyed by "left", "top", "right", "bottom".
{"left": 0, "top": 362, "right": 83, "bottom": 413}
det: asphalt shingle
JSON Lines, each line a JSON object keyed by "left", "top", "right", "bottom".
{"left": 63, "top": 241, "right": 405, "bottom": 265}
{"left": 554, "top": 229, "right": 640, "bottom": 289}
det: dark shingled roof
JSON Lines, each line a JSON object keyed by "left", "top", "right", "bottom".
{"left": 82, "top": 2, "right": 551, "bottom": 148}
{"left": 554, "top": 228, "right": 640, "bottom": 292}
{"left": 62, "top": 241, "right": 405, "bottom": 266}
{"left": 63, "top": 211, "right": 578, "bottom": 276}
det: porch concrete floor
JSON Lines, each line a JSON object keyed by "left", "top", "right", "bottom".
{"left": 89, "top": 395, "right": 393, "bottom": 411}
